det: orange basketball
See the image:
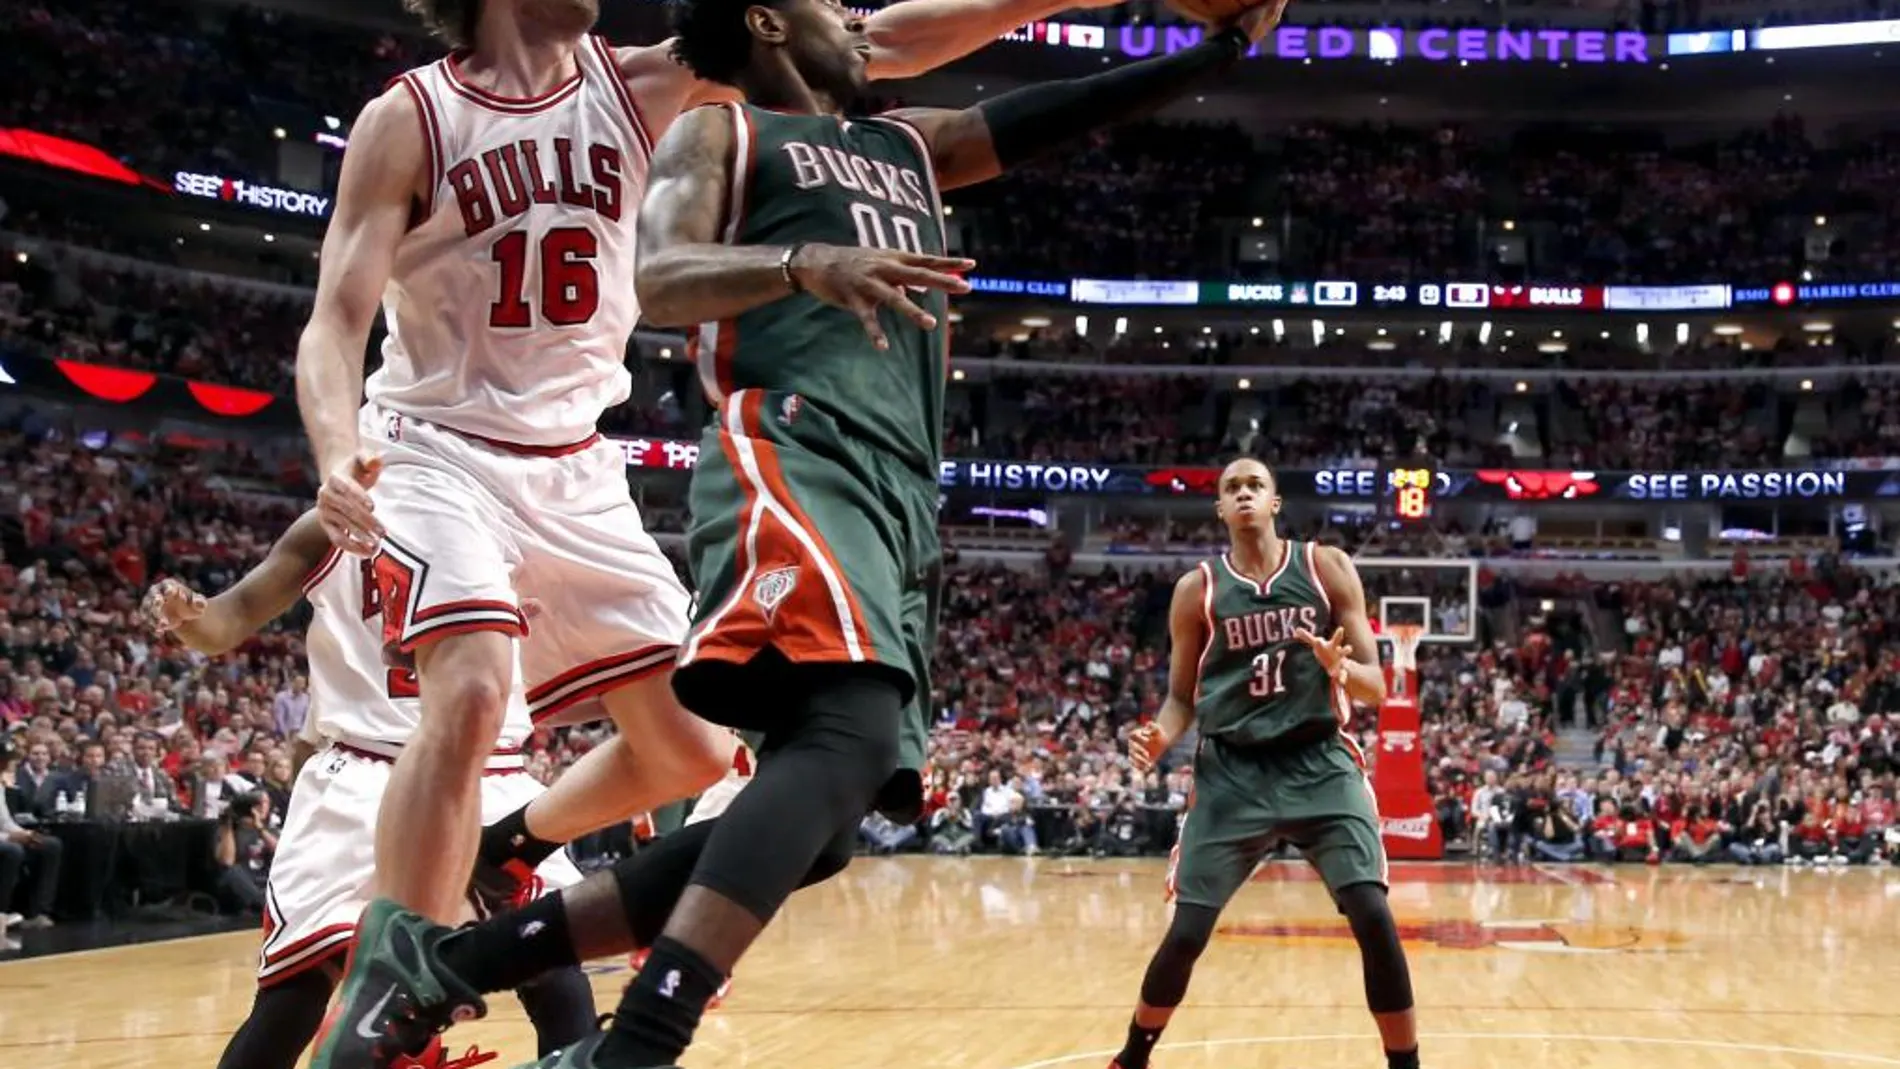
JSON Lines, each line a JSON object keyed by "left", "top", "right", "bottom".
{"left": 1164, "top": 0, "right": 1264, "bottom": 27}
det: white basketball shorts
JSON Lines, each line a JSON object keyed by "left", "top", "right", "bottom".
{"left": 255, "top": 744, "right": 582, "bottom": 986}
{"left": 360, "top": 404, "right": 688, "bottom": 725}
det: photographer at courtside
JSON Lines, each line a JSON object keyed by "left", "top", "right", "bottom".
{"left": 212, "top": 790, "right": 276, "bottom": 914}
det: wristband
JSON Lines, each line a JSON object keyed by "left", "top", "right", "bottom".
{"left": 781, "top": 244, "right": 805, "bottom": 293}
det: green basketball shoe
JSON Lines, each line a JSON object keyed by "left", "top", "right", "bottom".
{"left": 309, "top": 898, "right": 489, "bottom": 1069}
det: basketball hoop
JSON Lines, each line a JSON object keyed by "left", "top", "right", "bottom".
{"left": 1386, "top": 624, "right": 1425, "bottom": 677}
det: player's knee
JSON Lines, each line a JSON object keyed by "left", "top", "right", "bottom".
{"left": 605, "top": 676, "right": 730, "bottom": 793}
{"left": 800, "top": 673, "right": 904, "bottom": 804}
{"left": 666, "top": 722, "right": 735, "bottom": 793}
{"left": 807, "top": 822, "right": 859, "bottom": 885}
{"left": 1337, "top": 882, "right": 1395, "bottom": 940}
{"left": 1158, "top": 904, "right": 1217, "bottom": 965}
{"left": 415, "top": 639, "right": 511, "bottom": 744}
{"left": 422, "top": 674, "right": 508, "bottom": 745}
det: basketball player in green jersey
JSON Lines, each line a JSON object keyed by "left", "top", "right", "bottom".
{"left": 1109, "top": 457, "right": 1422, "bottom": 1069}
{"left": 305, "top": 2, "right": 1288, "bottom": 1068}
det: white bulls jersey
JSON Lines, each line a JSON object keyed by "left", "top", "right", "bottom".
{"left": 301, "top": 549, "right": 533, "bottom": 751}
{"left": 369, "top": 36, "right": 654, "bottom": 447}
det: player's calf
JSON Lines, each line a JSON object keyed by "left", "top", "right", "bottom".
{"left": 217, "top": 969, "right": 337, "bottom": 1069}
{"left": 1112, "top": 903, "right": 1219, "bottom": 1069}
{"left": 515, "top": 966, "right": 598, "bottom": 1057}
{"left": 1335, "top": 882, "right": 1420, "bottom": 1069}
{"left": 380, "top": 632, "right": 514, "bottom": 918}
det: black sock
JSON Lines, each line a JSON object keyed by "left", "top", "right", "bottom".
{"left": 437, "top": 892, "right": 578, "bottom": 995}
{"left": 1117, "top": 1018, "right": 1164, "bottom": 1069}
{"left": 596, "top": 936, "right": 725, "bottom": 1067}
{"left": 483, "top": 805, "right": 562, "bottom": 870}
{"left": 1386, "top": 1047, "right": 1420, "bottom": 1069}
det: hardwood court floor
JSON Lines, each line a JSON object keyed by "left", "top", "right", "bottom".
{"left": 4, "top": 857, "right": 1899, "bottom": 1068}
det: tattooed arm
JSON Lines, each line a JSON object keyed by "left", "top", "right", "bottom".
{"left": 634, "top": 106, "right": 972, "bottom": 349}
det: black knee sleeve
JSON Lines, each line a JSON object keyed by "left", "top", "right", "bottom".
{"left": 216, "top": 969, "right": 336, "bottom": 1069}
{"left": 1139, "top": 903, "right": 1218, "bottom": 1009}
{"left": 515, "top": 966, "right": 599, "bottom": 1057}
{"left": 690, "top": 671, "right": 903, "bottom": 921}
{"left": 612, "top": 810, "right": 863, "bottom": 946}
{"left": 807, "top": 820, "right": 859, "bottom": 885}
{"left": 615, "top": 820, "right": 720, "bottom": 949}
{"left": 1336, "top": 883, "right": 1414, "bottom": 1014}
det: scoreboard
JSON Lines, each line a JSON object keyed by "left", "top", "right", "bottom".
{"left": 1383, "top": 466, "right": 1437, "bottom": 522}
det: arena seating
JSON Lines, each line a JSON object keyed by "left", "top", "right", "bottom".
{"left": 9, "top": 0, "right": 1891, "bottom": 192}
{"left": 7, "top": 235, "right": 1897, "bottom": 471}
{"left": 5, "top": 0, "right": 1900, "bottom": 901}
{"left": 2, "top": 424, "right": 1891, "bottom": 875}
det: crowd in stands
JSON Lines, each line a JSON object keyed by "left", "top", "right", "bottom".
{"left": 0, "top": 422, "right": 1895, "bottom": 920}
{"left": 3, "top": 0, "right": 416, "bottom": 184}
{"left": 970, "top": 328, "right": 1890, "bottom": 373}
{"left": 12, "top": 0, "right": 1900, "bottom": 287}
{"left": 8, "top": 0, "right": 1900, "bottom": 888}
{"left": 950, "top": 121, "right": 1255, "bottom": 280}
{"left": 13, "top": 234, "right": 1900, "bottom": 473}
{"left": 944, "top": 116, "right": 1900, "bottom": 285}
{"left": 1101, "top": 513, "right": 1497, "bottom": 561}
{"left": 1431, "top": 564, "right": 1900, "bottom": 866}
{"left": 11, "top": 0, "right": 1889, "bottom": 191}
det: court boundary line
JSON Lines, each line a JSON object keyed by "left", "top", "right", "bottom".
{"left": 0, "top": 927, "right": 249, "bottom": 970}
{"left": 999, "top": 1033, "right": 1900, "bottom": 1069}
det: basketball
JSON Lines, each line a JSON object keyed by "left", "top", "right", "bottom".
{"left": 1164, "top": 0, "right": 1265, "bottom": 27}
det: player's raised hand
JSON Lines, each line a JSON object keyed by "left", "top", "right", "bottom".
{"left": 142, "top": 577, "right": 207, "bottom": 634}
{"left": 790, "top": 244, "right": 975, "bottom": 351}
{"left": 1293, "top": 626, "right": 1353, "bottom": 673}
{"left": 317, "top": 448, "right": 385, "bottom": 556}
{"left": 1128, "top": 722, "right": 1172, "bottom": 773}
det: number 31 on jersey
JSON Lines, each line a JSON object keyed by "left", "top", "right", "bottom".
{"left": 1249, "top": 649, "right": 1288, "bottom": 698}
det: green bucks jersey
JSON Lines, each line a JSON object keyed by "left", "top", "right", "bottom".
{"left": 1191, "top": 541, "right": 1341, "bottom": 747}
{"left": 690, "top": 102, "right": 950, "bottom": 477}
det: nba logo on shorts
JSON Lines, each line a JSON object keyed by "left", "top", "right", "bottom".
{"left": 752, "top": 567, "right": 799, "bottom": 619}
{"left": 778, "top": 395, "right": 803, "bottom": 426}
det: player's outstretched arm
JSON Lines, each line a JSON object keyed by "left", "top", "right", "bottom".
{"left": 295, "top": 85, "right": 426, "bottom": 553}
{"left": 636, "top": 106, "right": 972, "bottom": 344}
{"left": 860, "top": 0, "right": 1127, "bottom": 80}
{"left": 1130, "top": 568, "right": 1210, "bottom": 772}
{"left": 143, "top": 512, "right": 334, "bottom": 656}
{"left": 611, "top": 0, "right": 1128, "bottom": 123}
{"left": 1301, "top": 546, "right": 1387, "bottom": 706}
{"left": 889, "top": 1, "right": 1286, "bottom": 190}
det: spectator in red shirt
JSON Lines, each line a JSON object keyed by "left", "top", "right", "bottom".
{"left": 1790, "top": 810, "right": 1834, "bottom": 865}
{"left": 1668, "top": 804, "right": 1725, "bottom": 865}
{"left": 1833, "top": 799, "right": 1875, "bottom": 864}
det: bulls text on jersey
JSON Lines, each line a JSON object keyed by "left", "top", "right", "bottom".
{"left": 447, "top": 137, "right": 625, "bottom": 237}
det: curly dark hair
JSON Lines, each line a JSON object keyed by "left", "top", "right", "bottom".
{"left": 404, "top": 0, "right": 482, "bottom": 49}
{"left": 668, "top": 0, "right": 783, "bottom": 85}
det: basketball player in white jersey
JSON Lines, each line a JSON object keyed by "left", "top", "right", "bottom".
{"left": 297, "top": 0, "right": 1120, "bottom": 925}
{"left": 143, "top": 513, "right": 597, "bottom": 1069}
